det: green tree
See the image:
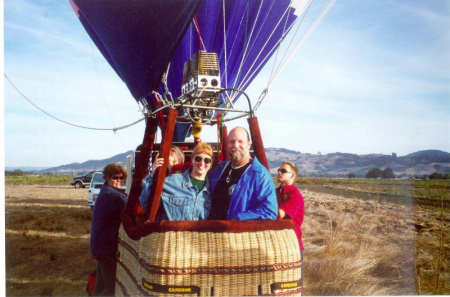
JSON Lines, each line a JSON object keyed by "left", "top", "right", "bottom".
{"left": 5, "top": 169, "right": 25, "bottom": 176}
{"left": 365, "top": 167, "right": 382, "bottom": 179}
{"left": 429, "top": 172, "right": 443, "bottom": 180}
{"left": 347, "top": 172, "right": 356, "bottom": 179}
{"left": 382, "top": 167, "right": 395, "bottom": 179}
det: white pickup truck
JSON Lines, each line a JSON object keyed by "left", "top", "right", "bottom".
{"left": 87, "top": 172, "right": 104, "bottom": 209}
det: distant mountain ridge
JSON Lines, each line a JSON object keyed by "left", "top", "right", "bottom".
{"left": 35, "top": 149, "right": 450, "bottom": 177}
{"left": 265, "top": 149, "right": 450, "bottom": 177}
{"left": 37, "top": 150, "right": 134, "bottom": 174}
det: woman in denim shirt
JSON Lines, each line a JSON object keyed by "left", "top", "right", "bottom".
{"left": 139, "top": 143, "right": 213, "bottom": 220}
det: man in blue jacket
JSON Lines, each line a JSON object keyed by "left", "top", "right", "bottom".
{"left": 208, "top": 127, "right": 277, "bottom": 220}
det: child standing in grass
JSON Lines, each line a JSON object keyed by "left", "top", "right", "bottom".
{"left": 276, "top": 161, "right": 304, "bottom": 291}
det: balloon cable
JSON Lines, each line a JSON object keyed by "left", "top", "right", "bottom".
{"left": 193, "top": 16, "right": 206, "bottom": 51}
{"left": 222, "top": 0, "right": 228, "bottom": 88}
{"left": 267, "top": 0, "right": 337, "bottom": 88}
{"left": 229, "top": 2, "right": 292, "bottom": 102}
{"left": 4, "top": 73, "right": 145, "bottom": 132}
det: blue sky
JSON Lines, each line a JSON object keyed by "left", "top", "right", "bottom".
{"left": 4, "top": 0, "right": 450, "bottom": 168}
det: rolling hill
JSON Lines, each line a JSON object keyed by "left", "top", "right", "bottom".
{"left": 265, "top": 148, "right": 450, "bottom": 177}
{"left": 34, "top": 149, "right": 450, "bottom": 177}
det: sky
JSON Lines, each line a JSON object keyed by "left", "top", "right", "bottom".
{"left": 3, "top": 0, "right": 450, "bottom": 168}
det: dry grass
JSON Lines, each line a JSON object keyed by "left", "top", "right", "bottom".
{"left": 4, "top": 184, "right": 449, "bottom": 296}
{"left": 5, "top": 185, "right": 94, "bottom": 296}
{"left": 301, "top": 186, "right": 449, "bottom": 295}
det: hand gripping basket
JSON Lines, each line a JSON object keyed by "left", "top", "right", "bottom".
{"left": 115, "top": 220, "right": 302, "bottom": 296}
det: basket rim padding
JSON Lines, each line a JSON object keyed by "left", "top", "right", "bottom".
{"left": 121, "top": 217, "right": 296, "bottom": 240}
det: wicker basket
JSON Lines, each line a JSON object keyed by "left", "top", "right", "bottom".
{"left": 115, "top": 220, "right": 302, "bottom": 296}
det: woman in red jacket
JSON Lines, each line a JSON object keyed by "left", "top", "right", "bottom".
{"left": 277, "top": 161, "right": 304, "bottom": 290}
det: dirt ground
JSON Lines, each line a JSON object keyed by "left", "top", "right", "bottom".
{"left": 5, "top": 185, "right": 94, "bottom": 296}
{"left": 4, "top": 184, "right": 450, "bottom": 296}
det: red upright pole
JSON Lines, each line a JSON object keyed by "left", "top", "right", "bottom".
{"left": 221, "top": 125, "right": 229, "bottom": 160}
{"left": 248, "top": 116, "right": 269, "bottom": 170}
{"left": 147, "top": 108, "right": 178, "bottom": 222}
{"left": 121, "top": 117, "right": 158, "bottom": 240}
{"left": 248, "top": 116, "right": 279, "bottom": 218}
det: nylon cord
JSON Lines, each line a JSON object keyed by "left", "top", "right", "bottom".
{"left": 193, "top": 16, "right": 206, "bottom": 51}
{"left": 232, "top": 4, "right": 292, "bottom": 95}
{"left": 231, "top": 0, "right": 262, "bottom": 91}
{"left": 268, "top": 0, "right": 336, "bottom": 87}
{"left": 91, "top": 42, "right": 129, "bottom": 150}
{"left": 267, "top": 0, "right": 313, "bottom": 86}
{"left": 231, "top": 4, "right": 293, "bottom": 101}
{"left": 222, "top": 0, "right": 228, "bottom": 90}
{"left": 5, "top": 73, "right": 145, "bottom": 132}
{"left": 268, "top": 0, "right": 293, "bottom": 83}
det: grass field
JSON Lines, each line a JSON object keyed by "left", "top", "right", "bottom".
{"left": 5, "top": 175, "right": 72, "bottom": 185}
{"left": 4, "top": 178, "right": 450, "bottom": 295}
{"left": 297, "top": 178, "right": 450, "bottom": 210}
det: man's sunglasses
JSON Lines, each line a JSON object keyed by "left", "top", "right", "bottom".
{"left": 278, "top": 168, "right": 292, "bottom": 174}
{"left": 111, "top": 175, "right": 125, "bottom": 180}
{"left": 194, "top": 156, "right": 212, "bottom": 164}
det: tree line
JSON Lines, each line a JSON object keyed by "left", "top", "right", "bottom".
{"left": 5, "top": 169, "right": 61, "bottom": 176}
{"left": 345, "top": 168, "right": 450, "bottom": 179}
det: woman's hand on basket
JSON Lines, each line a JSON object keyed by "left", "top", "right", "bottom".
{"left": 151, "top": 153, "right": 165, "bottom": 175}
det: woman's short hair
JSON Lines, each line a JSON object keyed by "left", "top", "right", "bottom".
{"left": 103, "top": 163, "right": 127, "bottom": 181}
{"left": 170, "top": 146, "right": 185, "bottom": 164}
{"left": 281, "top": 161, "right": 298, "bottom": 177}
{"left": 192, "top": 142, "right": 213, "bottom": 160}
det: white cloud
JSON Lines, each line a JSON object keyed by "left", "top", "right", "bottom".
{"left": 5, "top": 22, "right": 92, "bottom": 53}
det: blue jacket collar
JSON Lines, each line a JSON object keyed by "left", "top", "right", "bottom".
{"left": 222, "top": 156, "right": 263, "bottom": 172}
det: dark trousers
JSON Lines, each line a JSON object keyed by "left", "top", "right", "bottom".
{"left": 93, "top": 256, "right": 117, "bottom": 296}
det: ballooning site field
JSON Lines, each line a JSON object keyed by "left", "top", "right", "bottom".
{"left": 4, "top": 182, "right": 449, "bottom": 296}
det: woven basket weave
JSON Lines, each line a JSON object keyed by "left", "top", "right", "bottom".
{"left": 115, "top": 221, "right": 301, "bottom": 296}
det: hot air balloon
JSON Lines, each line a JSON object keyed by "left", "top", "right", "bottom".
{"left": 70, "top": 0, "right": 334, "bottom": 295}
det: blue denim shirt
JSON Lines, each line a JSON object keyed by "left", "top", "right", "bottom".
{"left": 139, "top": 170, "right": 211, "bottom": 221}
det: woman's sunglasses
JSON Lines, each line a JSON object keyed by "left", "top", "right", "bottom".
{"left": 194, "top": 156, "right": 212, "bottom": 164}
{"left": 278, "top": 168, "right": 292, "bottom": 174}
{"left": 111, "top": 175, "right": 124, "bottom": 180}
